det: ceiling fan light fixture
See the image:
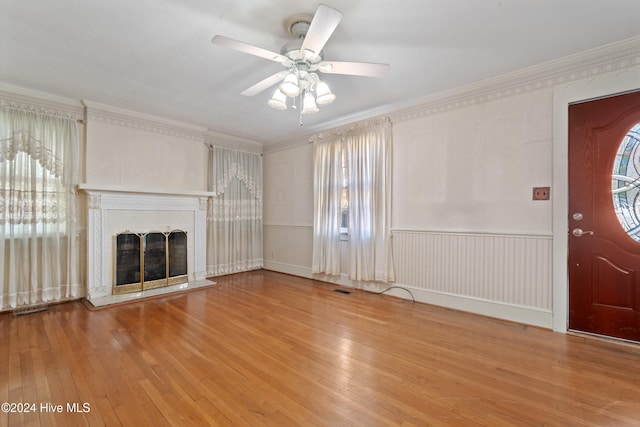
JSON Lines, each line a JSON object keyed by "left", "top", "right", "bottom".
{"left": 279, "top": 72, "right": 301, "bottom": 97}
{"left": 267, "top": 88, "right": 288, "bottom": 110}
{"left": 213, "top": 5, "right": 389, "bottom": 125}
{"left": 301, "top": 91, "right": 319, "bottom": 115}
{"left": 315, "top": 80, "right": 335, "bottom": 105}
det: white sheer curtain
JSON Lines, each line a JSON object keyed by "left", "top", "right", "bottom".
{"left": 0, "top": 104, "right": 81, "bottom": 310}
{"left": 206, "top": 145, "right": 263, "bottom": 276}
{"left": 311, "top": 139, "right": 343, "bottom": 275}
{"left": 312, "top": 118, "right": 395, "bottom": 282}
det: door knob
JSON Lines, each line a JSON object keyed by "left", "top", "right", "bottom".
{"left": 572, "top": 228, "right": 594, "bottom": 237}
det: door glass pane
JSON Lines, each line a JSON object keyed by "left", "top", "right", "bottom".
{"left": 612, "top": 122, "right": 640, "bottom": 241}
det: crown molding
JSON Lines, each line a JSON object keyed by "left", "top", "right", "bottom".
{"left": 204, "top": 130, "right": 263, "bottom": 154}
{"left": 0, "top": 83, "right": 84, "bottom": 119}
{"left": 266, "top": 36, "right": 640, "bottom": 154}
{"left": 83, "top": 100, "right": 207, "bottom": 142}
{"left": 263, "top": 103, "right": 395, "bottom": 154}
{"left": 263, "top": 135, "right": 311, "bottom": 154}
{"left": 83, "top": 101, "right": 263, "bottom": 151}
{"left": 388, "top": 36, "right": 640, "bottom": 123}
{"left": 3, "top": 36, "right": 638, "bottom": 155}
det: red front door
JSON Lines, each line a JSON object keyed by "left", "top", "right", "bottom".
{"left": 568, "top": 90, "right": 640, "bottom": 342}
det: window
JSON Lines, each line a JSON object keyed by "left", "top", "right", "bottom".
{"left": 311, "top": 118, "right": 395, "bottom": 282}
{"left": 612, "top": 122, "right": 640, "bottom": 241}
{"left": 0, "top": 105, "right": 81, "bottom": 310}
{"left": 1, "top": 149, "right": 67, "bottom": 236}
{"left": 340, "top": 146, "right": 349, "bottom": 234}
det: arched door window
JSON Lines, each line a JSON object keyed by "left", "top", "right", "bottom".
{"left": 612, "top": 122, "right": 640, "bottom": 241}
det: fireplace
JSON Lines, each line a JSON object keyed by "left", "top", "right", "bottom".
{"left": 80, "top": 186, "right": 209, "bottom": 302}
{"left": 113, "top": 230, "right": 188, "bottom": 295}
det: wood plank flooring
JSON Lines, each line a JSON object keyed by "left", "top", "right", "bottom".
{"left": 2, "top": 270, "right": 640, "bottom": 426}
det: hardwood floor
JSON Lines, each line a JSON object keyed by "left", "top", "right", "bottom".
{"left": 2, "top": 270, "right": 640, "bottom": 426}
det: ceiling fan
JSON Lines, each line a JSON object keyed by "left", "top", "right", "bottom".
{"left": 211, "top": 4, "right": 389, "bottom": 118}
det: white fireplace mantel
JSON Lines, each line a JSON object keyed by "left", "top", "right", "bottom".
{"left": 80, "top": 185, "right": 210, "bottom": 301}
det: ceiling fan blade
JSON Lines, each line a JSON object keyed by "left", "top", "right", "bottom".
{"left": 212, "top": 35, "right": 291, "bottom": 66}
{"left": 299, "top": 4, "right": 343, "bottom": 57}
{"left": 318, "top": 61, "right": 390, "bottom": 78}
{"left": 241, "top": 71, "right": 288, "bottom": 96}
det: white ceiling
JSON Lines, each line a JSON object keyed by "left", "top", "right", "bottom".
{"left": 2, "top": 0, "right": 640, "bottom": 145}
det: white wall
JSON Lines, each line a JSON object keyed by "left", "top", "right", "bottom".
{"left": 84, "top": 102, "right": 210, "bottom": 193}
{"left": 392, "top": 89, "right": 552, "bottom": 234}
{"left": 389, "top": 89, "right": 554, "bottom": 327}
{"left": 263, "top": 143, "right": 314, "bottom": 276}
{"left": 263, "top": 90, "right": 555, "bottom": 327}
{"left": 263, "top": 38, "right": 640, "bottom": 329}
{"left": 263, "top": 143, "right": 314, "bottom": 227}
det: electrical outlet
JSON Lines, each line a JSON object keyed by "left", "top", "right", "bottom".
{"left": 533, "top": 186, "right": 550, "bottom": 200}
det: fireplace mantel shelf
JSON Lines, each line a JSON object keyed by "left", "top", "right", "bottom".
{"left": 78, "top": 183, "right": 215, "bottom": 198}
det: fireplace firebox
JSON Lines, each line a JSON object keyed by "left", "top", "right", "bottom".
{"left": 113, "top": 230, "right": 188, "bottom": 295}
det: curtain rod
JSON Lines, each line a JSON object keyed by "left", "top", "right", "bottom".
{"left": 204, "top": 143, "right": 262, "bottom": 156}
{"left": 308, "top": 116, "right": 391, "bottom": 143}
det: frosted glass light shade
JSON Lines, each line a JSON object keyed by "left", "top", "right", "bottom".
{"left": 315, "top": 81, "right": 335, "bottom": 105}
{"left": 267, "top": 88, "right": 287, "bottom": 110}
{"left": 279, "top": 73, "right": 301, "bottom": 97}
{"left": 302, "top": 92, "right": 319, "bottom": 114}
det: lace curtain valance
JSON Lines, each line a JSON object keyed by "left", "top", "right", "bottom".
{"left": 210, "top": 160, "right": 262, "bottom": 200}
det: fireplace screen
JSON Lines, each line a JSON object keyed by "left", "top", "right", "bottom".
{"left": 168, "top": 231, "right": 187, "bottom": 285}
{"left": 114, "top": 233, "right": 141, "bottom": 294}
{"left": 113, "top": 230, "right": 188, "bottom": 295}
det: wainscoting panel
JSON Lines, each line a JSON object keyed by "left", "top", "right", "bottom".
{"left": 263, "top": 225, "right": 553, "bottom": 327}
{"left": 392, "top": 230, "right": 553, "bottom": 311}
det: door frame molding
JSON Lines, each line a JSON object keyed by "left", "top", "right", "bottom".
{"left": 552, "top": 67, "right": 640, "bottom": 333}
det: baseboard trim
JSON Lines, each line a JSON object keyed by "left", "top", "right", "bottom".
{"left": 263, "top": 261, "right": 553, "bottom": 329}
